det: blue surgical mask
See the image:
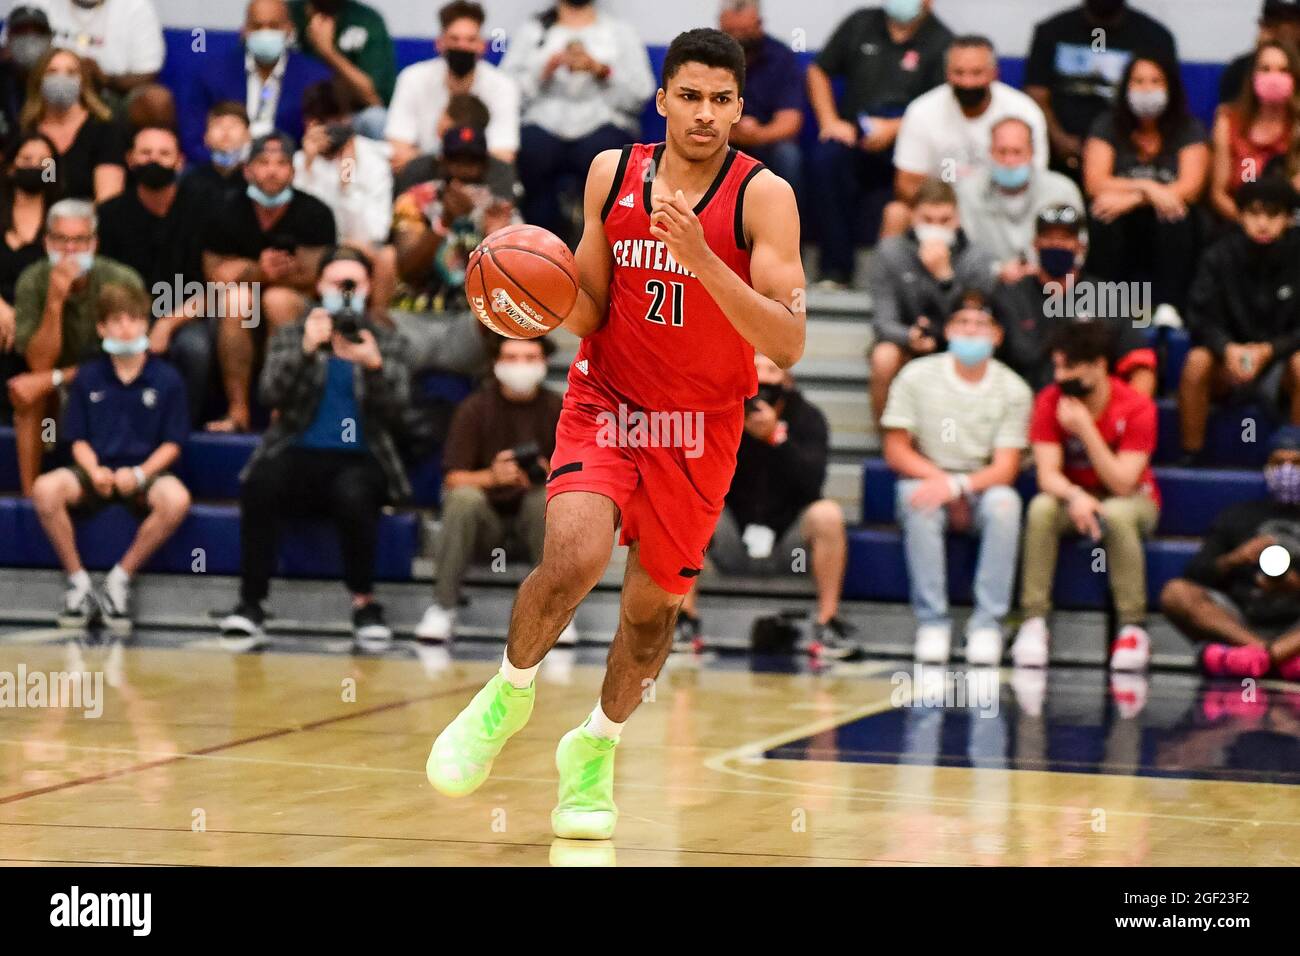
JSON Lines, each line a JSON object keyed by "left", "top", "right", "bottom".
{"left": 49, "top": 250, "right": 95, "bottom": 275}
{"left": 948, "top": 335, "right": 995, "bottom": 367}
{"left": 1127, "top": 88, "right": 1168, "bottom": 120}
{"left": 990, "top": 162, "right": 1032, "bottom": 190}
{"left": 321, "top": 288, "right": 367, "bottom": 314}
{"left": 884, "top": 0, "right": 924, "bottom": 23}
{"left": 102, "top": 334, "right": 149, "bottom": 356}
{"left": 247, "top": 183, "right": 292, "bottom": 207}
{"left": 211, "top": 145, "right": 248, "bottom": 169}
{"left": 40, "top": 73, "right": 80, "bottom": 109}
{"left": 246, "top": 29, "right": 287, "bottom": 65}
{"left": 1265, "top": 462, "right": 1300, "bottom": 505}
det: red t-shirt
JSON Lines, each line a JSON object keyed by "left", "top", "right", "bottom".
{"left": 1029, "top": 376, "right": 1161, "bottom": 507}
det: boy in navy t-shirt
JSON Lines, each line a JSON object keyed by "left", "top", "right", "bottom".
{"left": 30, "top": 285, "right": 192, "bottom": 629}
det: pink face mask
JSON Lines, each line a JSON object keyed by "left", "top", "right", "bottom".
{"left": 1254, "top": 70, "right": 1296, "bottom": 104}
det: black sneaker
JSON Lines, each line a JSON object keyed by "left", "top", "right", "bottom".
{"left": 352, "top": 602, "right": 392, "bottom": 648}
{"left": 94, "top": 581, "right": 132, "bottom": 634}
{"left": 672, "top": 610, "right": 703, "bottom": 652}
{"left": 219, "top": 601, "right": 266, "bottom": 641}
{"left": 809, "top": 616, "right": 863, "bottom": 661}
{"left": 57, "top": 580, "right": 95, "bottom": 629}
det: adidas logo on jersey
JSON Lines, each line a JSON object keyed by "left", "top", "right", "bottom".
{"left": 618, "top": 192, "right": 635, "bottom": 208}
{"left": 575, "top": 359, "right": 589, "bottom": 375}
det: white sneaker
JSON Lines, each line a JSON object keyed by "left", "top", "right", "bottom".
{"left": 555, "top": 620, "right": 578, "bottom": 647}
{"left": 1011, "top": 617, "right": 1050, "bottom": 668}
{"left": 914, "top": 623, "right": 951, "bottom": 663}
{"left": 414, "top": 603, "right": 455, "bottom": 642}
{"left": 1109, "top": 624, "right": 1151, "bottom": 672}
{"left": 965, "top": 627, "right": 1004, "bottom": 667}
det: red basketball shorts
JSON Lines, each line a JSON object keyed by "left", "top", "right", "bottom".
{"left": 545, "top": 381, "right": 744, "bottom": 595}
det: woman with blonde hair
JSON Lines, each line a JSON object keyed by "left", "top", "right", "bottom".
{"left": 20, "top": 48, "right": 125, "bottom": 203}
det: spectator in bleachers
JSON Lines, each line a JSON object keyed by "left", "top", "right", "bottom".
{"left": 288, "top": 0, "right": 395, "bottom": 141}
{"left": 677, "top": 353, "right": 857, "bottom": 658}
{"left": 717, "top": 0, "right": 804, "bottom": 198}
{"left": 201, "top": 131, "right": 336, "bottom": 433}
{"left": 1025, "top": 0, "right": 1177, "bottom": 179}
{"left": 1220, "top": 0, "right": 1300, "bottom": 106}
{"left": 181, "top": 0, "right": 330, "bottom": 164}
{"left": 180, "top": 101, "right": 252, "bottom": 200}
{"left": 1180, "top": 178, "right": 1300, "bottom": 465}
{"left": 1012, "top": 321, "right": 1161, "bottom": 673}
{"left": 0, "top": 6, "right": 54, "bottom": 145}
{"left": 500, "top": 0, "right": 655, "bottom": 242}
{"left": 8, "top": 198, "right": 142, "bottom": 493}
{"left": 881, "top": 290, "right": 1030, "bottom": 665}
{"left": 219, "top": 246, "right": 409, "bottom": 646}
{"left": 416, "top": 334, "right": 564, "bottom": 643}
{"left": 30, "top": 283, "right": 190, "bottom": 629}
{"left": 391, "top": 92, "right": 519, "bottom": 199}
{"left": 1082, "top": 51, "right": 1208, "bottom": 317}
{"left": 882, "top": 35, "right": 1048, "bottom": 238}
{"left": 806, "top": 0, "right": 952, "bottom": 287}
{"left": 390, "top": 124, "right": 517, "bottom": 375}
{"left": 867, "top": 177, "right": 995, "bottom": 426}
{"left": 293, "top": 79, "right": 395, "bottom": 316}
{"left": 957, "top": 117, "right": 1084, "bottom": 283}
{"left": 1161, "top": 426, "right": 1300, "bottom": 681}
{"left": 28, "top": 0, "right": 165, "bottom": 103}
{"left": 21, "top": 47, "right": 125, "bottom": 203}
{"left": 994, "top": 203, "right": 1157, "bottom": 396}
{"left": 386, "top": 2, "right": 520, "bottom": 173}
{"left": 1210, "top": 40, "right": 1300, "bottom": 224}
{"left": 98, "top": 126, "right": 216, "bottom": 427}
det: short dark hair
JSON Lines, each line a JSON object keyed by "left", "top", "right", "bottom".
{"left": 130, "top": 124, "right": 178, "bottom": 150}
{"left": 949, "top": 34, "right": 996, "bottom": 58}
{"left": 1049, "top": 320, "right": 1115, "bottom": 368}
{"left": 319, "top": 244, "right": 374, "bottom": 279}
{"left": 661, "top": 28, "right": 746, "bottom": 95}
{"left": 98, "top": 284, "right": 152, "bottom": 323}
{"left": 486, "top": 333, "right": 556, "bottom": 361}
{"left": 911, "top": 177, "right": 957, "bottom": 208}
{"left": 208, "top": 100, "right": 250, "bottom": 126}
{"left": 301, "top": 79, "right": 364, "bottom": 124}
{"left": 446, "top": 92, "right": 490, "bottom": 130}
{"left": 439, "top": 0, "right": 484, "bottom": 30}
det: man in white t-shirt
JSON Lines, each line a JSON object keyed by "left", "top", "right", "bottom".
{"left": 881, "top": 35, "right": 1047, "bottom": 237}
{"left": 385, "top": 0, "right": 520, "bottom": 172}
{"left": 880, "top": 289, "right": 1032, "bottom": 665}
{"left": 27, "top": 0, "right": 163, "bottom": 92}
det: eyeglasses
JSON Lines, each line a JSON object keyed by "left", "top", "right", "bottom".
{"left": 1037, "top": 205, "right": 1082, "bottom": 227}
{"left": 46, "top": 231, "right": 93, "bottom": 244}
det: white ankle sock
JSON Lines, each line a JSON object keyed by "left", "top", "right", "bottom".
{"left": 586, "top": 702, "right": 624, "bottom": 740}
{"left": 68, "top": 569, "right": 90, "bottom": 593}
{"left": 499, "top": 649, "right": 539, "bottom": 689}
{"left": 107, "top": 564, "right": 130, "bottom": 587}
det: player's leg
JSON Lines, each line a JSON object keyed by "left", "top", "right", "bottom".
{"left": 426, "top": 490, "right": 618, "bottom": 798}
{"left": 552, "top": 542, "right": 682, "bottom": 840}
{"left": 101, "top": 476, "right": 192, "bottom": 627}
{"left": 31, "top": 467, "right": 91, "bottom": 625}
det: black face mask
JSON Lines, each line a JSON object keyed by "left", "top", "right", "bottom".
{"left": 1038, "top": 246, "right": 1076, "bottom": 279}
{"left": 132, "top": 161, "right": 177, "bottom": 189}
{"left": 952, "top": 85, "right": 989, "bottom": 110}
{"left": 11, "top": 166, "right": 46, "bottom": 194}
{"left": 1058, "top": 377, "right": 1094, "bottom": 399}
{"left": 444, "top": 48, "right": 477, "bottom": 78}
{"left": 755, "top": 382, "right": 788, "bottom": 406}
{"left": 1085, "top": 0, "right": 1126, "bottom": 20}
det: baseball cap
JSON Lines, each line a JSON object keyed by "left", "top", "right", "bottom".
{"left": 7, "top": 5, "right": 51, "bottom": 32}
{"left": 442, "top": 124, "right": 487, "bottom": 160}
{"left": 1035, "top": 203, "right": 1085, "bottom": 234}
{"left": 1238, "top": 176, "right": 1298, "bottom": 212}
{"left": 1263, "top": 0, "right": 1300, "bottom": 20}
{"left": 1271, "top": 425, "right": 1300, "bottom": 453}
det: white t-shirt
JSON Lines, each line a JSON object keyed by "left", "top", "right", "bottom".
{"left": 293, "top": 135, "right": 394, "bottom": 247}
{"left": 894, "top": 81, "right": 1048, "bottom": 183}
{"left": 29, "top": 0, "right": 164, "bottom": 76}
{"left": 385, "top": 57, "right": 521, "bottom": 158}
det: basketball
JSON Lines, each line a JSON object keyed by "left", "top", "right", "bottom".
{"left": 465, "top": 224, "right": 579, "bottom": 339}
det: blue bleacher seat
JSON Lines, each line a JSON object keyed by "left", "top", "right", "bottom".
{"left": 174, "top": 432, "right": 259, "bottom": 500}
{"left": 0, "top": 427, "right": 15, "bottom": 494}
{"left": 1154, "top": 398, "right": 1274, "bottom": 467}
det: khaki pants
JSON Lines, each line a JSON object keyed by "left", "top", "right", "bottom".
{"left": 1019, "top": 492, "right": 1159, "bottom": 625}
{"left": 434, "top": 485, "right": 547, "bottom": 609}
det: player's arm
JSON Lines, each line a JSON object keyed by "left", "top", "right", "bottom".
{"left": 651, "top": 169, "right": 805, "bottom": 368}
{"left": 560, "top": 149, "right": 620, "bottom": 338}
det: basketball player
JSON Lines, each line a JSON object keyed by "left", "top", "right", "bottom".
{"left": 426, "top": 28, "right": 806, "bottom": 840}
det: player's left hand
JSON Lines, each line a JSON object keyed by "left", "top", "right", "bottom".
{"left": 649, "top": 189, "right": 713, "bottom": 275}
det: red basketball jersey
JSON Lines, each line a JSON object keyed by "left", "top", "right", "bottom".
{"left": 569, "top": 142, "right": 765, "bottom": 413}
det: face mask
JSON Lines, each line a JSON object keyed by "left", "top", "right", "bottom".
{"left": 914, "top": 223, "right": 955, "bottom": 247}
{"left": 1254, "top": 71, "right": 1295, "bottom": 105}
{"left": 1265, "top": 461, "right": 1300, "bottom": 504}
{"left": 1058, "top": 376, "right": 1093, "bottom": 399}
{"left": 247, "top": 182, "right": 293, "bottom": 207}
{"left": 9, "top": 35, "right": 51, "bottom": 71}
{"left": 990, "top": 162, "right": 1032, "bottom": 190}
{"left": 444, "top": 48, "right": 477, "bottom": 78}
{"left": 884, "top": 0, "right": 923, "bottom": 23}
{"left": 246, "top": 29, "right": 287, "bottom": 65}
{"left": 952, "top": 85, "right": 989, "bottom": 110}
{"left": 132, "top": 161, "right": 177, "bottom": 189}
{"left": 1085, "top": 0, "right": 1125, "bottom": 18}
{"left": 41, "top": 74, "right": 80, "bottom": 109}
{"left": 948, "top": 335, "right": 995, "bottom": 367}
{"left": 495, "top": 360, "right": 547, "bottom": 394}
{"left": 321, "top": 288, "right": 367, "bottom": 314}
{"left": 103, "top": 334, "right": 149, "bottom": 356}
{"left": 1127, "top": 88, "right": 1168, "bottom": 119}
{"left": 1038, "top": 245, "right": 1077, "bottom": 279}
{"left": 755, "top": 381, "right": 788, "bottom": 406}
{"left": 11, "top": 166, "right": 46, "bottom": 194}
{"left": 49, "top": 250, "right": 95, "bottom": 275}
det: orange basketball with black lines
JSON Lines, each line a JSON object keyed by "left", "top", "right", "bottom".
{"left": 465, "top": 224, "right": 578, "bottom": 339}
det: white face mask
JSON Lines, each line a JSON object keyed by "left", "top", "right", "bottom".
{"left": 494, "top": 360, "right": 546, "bottom": 395}
{"left": 914, "top": 223, "right": 956, "bottom": 246}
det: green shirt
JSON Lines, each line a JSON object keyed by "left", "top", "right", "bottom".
{"left": 289, "top": 0, "right": 397, "bottom": 104}
{"left": 14, "top": 257, "right": 145, "bottom": 370}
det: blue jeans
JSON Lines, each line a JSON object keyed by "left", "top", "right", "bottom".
{"left": 519, "top": 123, "right": 635, "bottom": 239}
{"left": 810, "top": 139, "right": 894, "bottom": 283}
{"left": 896, "top": 481, "right": 1023, "bottom": 631}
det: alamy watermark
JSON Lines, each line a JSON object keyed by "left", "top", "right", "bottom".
{"left": 595, "top": 403, "right": 705, "bottom": 459}
{"left": 0, "top": 664, "right": 102, "bottom": 718}
{"left": 152, "top": 275, "right": 262, "bottom": 328}
{"left": 1044, "top": 275, "right": 1152, "bottom": 325}
{"left": 891, "top": 663, "right": 1000, "bottom": 718}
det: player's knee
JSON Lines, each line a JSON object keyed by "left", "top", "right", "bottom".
{"left": 152, "top": 479, "right": 192, "bottom": 520}
{"left": 870, "top": 341, "right": 903, "bottom": 375}
{"left": 802, "top": 499, "right": 844, "bottom": 537}
{"left": 31, "top": 472, "right": 69, "bottom": 515}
